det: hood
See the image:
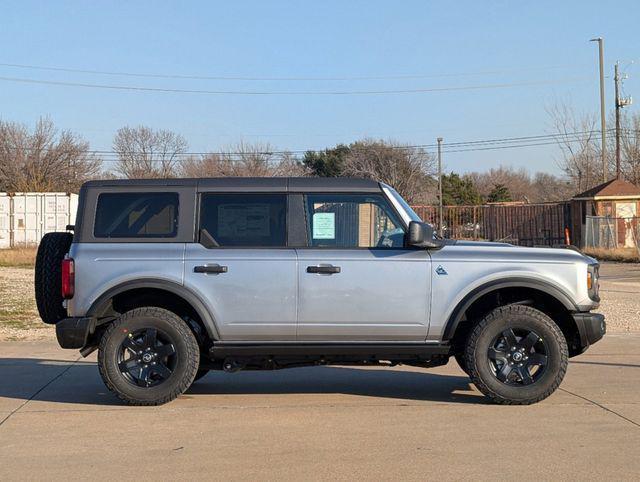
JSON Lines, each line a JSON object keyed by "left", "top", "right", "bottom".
{"left": 440, "top": 239, "right": 594, "bottom": 264}
{"left": 449, "top": 239, "right": 514, "bottom": 248}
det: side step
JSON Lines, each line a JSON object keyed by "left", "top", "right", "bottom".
{"left": 210, "top": 342, "right": 451, "bottom": 359}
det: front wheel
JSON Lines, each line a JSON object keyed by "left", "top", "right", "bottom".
{"left": 464, "top": 305, "right": 568, "bottom": 405}
{"left": 98, "top": 307, "right": 200, "bottom": 406}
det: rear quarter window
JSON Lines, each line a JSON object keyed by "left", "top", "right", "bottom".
{"left": 94, "top": 192, "right": 179, "bottom": 238}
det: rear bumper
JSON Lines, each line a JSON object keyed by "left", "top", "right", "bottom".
{"left": 572, "top": 312, "right": 606, "bottom": 353}
{"left": 55, "top": 317, "right": 96, "bottom": 349}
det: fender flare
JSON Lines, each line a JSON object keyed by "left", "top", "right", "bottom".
{"left": 442, "top": 277, "right": 578, "bottom": 341}
{"left": 87, "top": 278, "right": 220, "bottom": 340}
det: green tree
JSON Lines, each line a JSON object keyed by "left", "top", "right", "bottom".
{"left": 303, "top": 145, "right": 350, "bottom": 177}
{"left": 487, "top": 183, "right": 512, "bottom": 203}
{"left": 441, "top": 172, "right": 482, "bottom": 205}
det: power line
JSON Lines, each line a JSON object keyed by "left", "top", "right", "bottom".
{"left": 0, "top": 61, "right": 582, "bottom": 82}
{"left": 2, "top": 129, "right": 606, "bottom": 160}
{"left": 0, "top": 75, "right": 589, "bottom": 96}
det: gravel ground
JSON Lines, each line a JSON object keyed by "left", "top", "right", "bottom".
{"left": 0, "top": 263, "right": 637, "bottom": 341}
{"left": 0, "top": 267, "right": 54, "bottom": 341}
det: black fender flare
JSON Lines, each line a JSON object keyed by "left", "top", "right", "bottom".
{"left": 87, "top": 278, "right": 220, "bottom": 340}
{"left": 442, "top": 277, "right": 578, "bottom": 341}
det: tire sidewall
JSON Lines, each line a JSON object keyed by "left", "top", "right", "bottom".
{"left": 99, "top": 309, "right": 199, "bottom": 404}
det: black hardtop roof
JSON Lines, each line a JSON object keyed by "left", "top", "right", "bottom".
{"left": 82, "top": 177, "right": 382, "bottom": 192}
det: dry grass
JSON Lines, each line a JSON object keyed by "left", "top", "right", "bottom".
{"left": 0, "top": 266, "right": 54, "bottom": 340}
{"left": 583, "top": 247, "right": 640, "bottom": 263}
{"left": 0, "top": 247, "right": 37, "bottom": 267}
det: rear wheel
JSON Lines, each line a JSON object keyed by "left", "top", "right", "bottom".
{"left": 34, "top": 232, "right": 73, "bottom": 324}
{"left": 98, "top": 307, "right": 199, "bottom": 406}
{"left": 465, "top": 304, "right": 568, "bottom": 405}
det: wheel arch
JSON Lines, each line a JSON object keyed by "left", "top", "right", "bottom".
{"left": 443, "top": 277, "right": 582, "bottom": 356}
{"left": 87, "top": 279, "right": 220, "bottom": 341}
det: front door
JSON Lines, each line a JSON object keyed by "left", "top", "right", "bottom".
{"left": 183, "top": 193, "right": 297, "bottom": 341}
{"left": 296, "top": 193, "right": 431, "bottom": 341}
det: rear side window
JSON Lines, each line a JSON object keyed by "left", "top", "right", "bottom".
{"left": 94, "top": 193, "right": 179, "bottom": 238}
{"left": 199, "top": 193, "right": 286, "bottom": 247}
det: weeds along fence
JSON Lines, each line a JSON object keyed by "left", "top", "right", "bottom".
{"left": 411, "top": 203, "right": 571, "bottom": 247}
{"left": 584, "top": 215, "right": 640, "bottom": 250}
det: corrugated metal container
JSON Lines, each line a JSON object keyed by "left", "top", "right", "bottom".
{"left": 0, "top": 193, "right": 78, "bottom": 248}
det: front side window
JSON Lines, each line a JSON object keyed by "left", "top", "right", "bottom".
{"left": 94, "top": 192, "right": 179, "bottom": 238}
{"left": 199, "top": 193, "right": 286, "bottom": 247}
{"left": 305, "top": 194, "right": 405, "bottom": 248}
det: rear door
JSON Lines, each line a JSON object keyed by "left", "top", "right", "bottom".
{"left": 183, "top": 192, "right": 297, "bottom": 341}
{"left": 296, "top": 192, "right": 431, "bottom": 341}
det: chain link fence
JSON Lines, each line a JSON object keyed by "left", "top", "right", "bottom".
{"left": 584, "top": 215, "right": 640, "bottom": 250}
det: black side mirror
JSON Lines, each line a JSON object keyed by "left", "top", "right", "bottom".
{"left": 407, "top": 221, "right": 441, "bottom": 249}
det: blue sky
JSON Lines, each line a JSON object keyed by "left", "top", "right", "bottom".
{"left": 1, "top": 1, "right": 638, "bottom": 174}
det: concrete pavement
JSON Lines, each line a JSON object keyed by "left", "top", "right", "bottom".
{"left": 1, "top": 334, "right": 639, "bottom": 481}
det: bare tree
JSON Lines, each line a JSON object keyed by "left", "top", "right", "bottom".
{"left": 180, "top": 142, "right": 308, "bottom": 178}
{"left": 465, "top": 166, "right": 573, "bottom": 203}
{"left": 466, "top": 167, "right": 532, "bottom": 201}
{"left": 342, "top": 139, "right": 436, "bottom": 203}
{"left": 113, "top": 126, "right": 187, "bottom": 178}
{"left": 0, "top": 117, "right": 102, "bottom": 192}
{"left": 547, "top": 102, "right": 603, "bottom": 192}
{"left": 619, "top": 112, "right": 640, "bottom": 185}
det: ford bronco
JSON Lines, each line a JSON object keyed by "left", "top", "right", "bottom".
{"left": 35, "top": 177, "right": 605, "bottom": 405}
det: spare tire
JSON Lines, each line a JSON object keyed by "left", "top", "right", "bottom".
{"left": 35, "top": 232, "right": 73, "bottom": 325}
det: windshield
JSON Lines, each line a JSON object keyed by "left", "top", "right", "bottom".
{"left": 385, "top": 186, "right": 422, "bottom": 223}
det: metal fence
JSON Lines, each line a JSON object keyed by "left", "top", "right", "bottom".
{"left": 411, "top": 203, "right": 571, "bottom": 247}
{"left": 584, "top": 215, "right": 640, "bottom": 250}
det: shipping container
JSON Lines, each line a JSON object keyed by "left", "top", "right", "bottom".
{"left": 0, "top": 193, "right": 78, "bottom": 248}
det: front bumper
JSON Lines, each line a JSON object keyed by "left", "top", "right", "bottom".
{"left": 572, "top": 312, "right": 606, "bottom": 353}
{"left": 55, "top": 317, "right": 96, "bottom": 349}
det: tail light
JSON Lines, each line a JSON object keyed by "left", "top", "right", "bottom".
{"left": 61, "top": 257, "right": 75, "bottom": 299}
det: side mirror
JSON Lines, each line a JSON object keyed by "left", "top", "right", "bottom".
{"left": 407, "top": 221, "right": 441, "bottom": 249}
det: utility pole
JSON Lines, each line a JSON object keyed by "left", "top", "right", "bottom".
{"left": 590, "top": 37, "right": 607, "bottom": 183}
{"left": 437, "top": 137, "right": 443, "bottom": 237}
{"left": 614, "top": 61, "right": 633, "bottom": 179}
{"left": 615, "top": 62, "right": 621, "bottom": 179}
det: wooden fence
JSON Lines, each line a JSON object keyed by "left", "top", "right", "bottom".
{"left": 411, "top": 203, "right": 572, "bottom": 247}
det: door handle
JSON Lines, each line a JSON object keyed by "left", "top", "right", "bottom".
{"left": 194, "top": 264, "right": 228, "bottom": 274}
{"left": 306, "top": 265, "right": 341, "bottom": 274}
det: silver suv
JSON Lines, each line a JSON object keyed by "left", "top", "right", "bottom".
{"left": 35, "top": 177, "right": 605, "bottom": 406}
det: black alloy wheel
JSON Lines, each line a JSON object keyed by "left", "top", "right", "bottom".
{"left": 117, "top": 328, "right": 177, "bottom": 388}
{"left": 488, "top": 328, "right": 548, "bottom": 386}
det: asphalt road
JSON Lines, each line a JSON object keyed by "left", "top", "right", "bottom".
{"left": 1, "top": 334, "right": 639, "bottom": 481}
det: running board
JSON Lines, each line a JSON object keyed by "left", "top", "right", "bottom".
{"left": 209, "top": 342, "right": 451, "bottom": 359}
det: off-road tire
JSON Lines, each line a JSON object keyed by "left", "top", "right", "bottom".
{"left": 98, "top": 307, "right": 200, "bottom": 406}
{"left": 465, "top": 304, "right": 568, "bottom": 405}
{"left": 34, "top": 232, "right": 73, "bottom": 325}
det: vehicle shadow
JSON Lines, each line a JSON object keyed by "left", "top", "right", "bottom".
{"left": 0, "top": 357, "right": 485, "bottom": 406}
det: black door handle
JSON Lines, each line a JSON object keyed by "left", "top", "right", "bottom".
{"left": 194, "top": 264, "right": 228, "bottom": 274}
{"left": 306, "top": 265, "right": 341, "bottom": 274}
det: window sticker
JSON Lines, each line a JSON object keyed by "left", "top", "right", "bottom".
{"left": 313, "top": 212, "right": 335, "bottom": 239}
